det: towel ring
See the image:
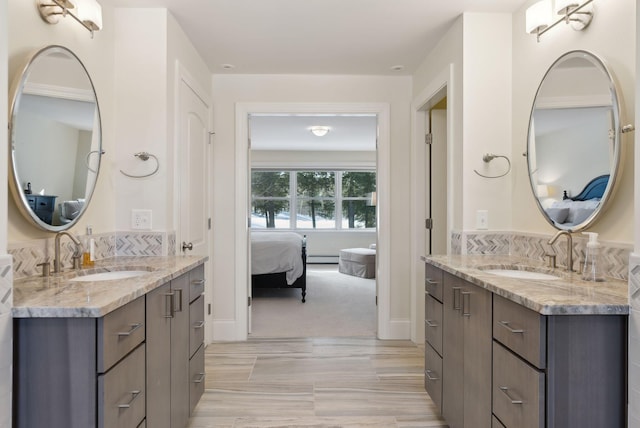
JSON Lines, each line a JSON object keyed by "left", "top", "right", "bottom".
{"left": 120, "top": 152, "right": 160, "bottom": 178}
{"left": 473, "top": 153, "right": 511, "bottom": 179}
{"left": 85, "top": 149, "right": 105, "bottom": 173}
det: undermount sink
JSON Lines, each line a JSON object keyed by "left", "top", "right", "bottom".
{"left": 69, "top": 270, "right": 151, "bottom": 282}
{"left": 482, "top": 269, "right": 560, "bottom": 280}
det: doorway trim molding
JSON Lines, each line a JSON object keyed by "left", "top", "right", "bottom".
{"left": 409, "top": 64, "right": 454, "bottom": 343}
{"left": 235, "top": 102, "right": 391, "bottom": 340}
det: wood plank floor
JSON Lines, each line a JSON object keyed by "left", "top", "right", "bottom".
{"left": 187, "top": 337, "right": 448, "bottom": 428}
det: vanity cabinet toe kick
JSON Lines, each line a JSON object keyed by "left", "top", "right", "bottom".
{"left": 424, "top": 261, "right": 627, "bottom": 428}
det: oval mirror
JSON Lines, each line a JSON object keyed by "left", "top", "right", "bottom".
{"left": 8, "top": 45, "right": 102, "bottom": 232}
{"left": 527, "top": 50, "right": 622, "bottom": 232}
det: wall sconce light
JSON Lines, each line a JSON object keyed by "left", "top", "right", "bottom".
{"left": 36, "top": 0, "right": 103, "bottom": 36}
{"left": 310, "top": 126, "right": 330, "bottom": 137}
{"left": 526, "top": 0, "right": 594, "bottom": 41}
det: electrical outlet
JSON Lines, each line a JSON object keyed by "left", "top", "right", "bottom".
{"left": 476, "top": 210, "right": 488, "bottom": 230}
{"left": 132, "top": 209, "right": 152, "bottom": 230}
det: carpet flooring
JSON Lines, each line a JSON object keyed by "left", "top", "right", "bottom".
{"left": 250, "top": 264, "right": 377, "bottom": 338}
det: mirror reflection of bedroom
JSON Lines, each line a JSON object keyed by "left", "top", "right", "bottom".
{"left": 248, "top": 114, "right": 378, "bottom": 338}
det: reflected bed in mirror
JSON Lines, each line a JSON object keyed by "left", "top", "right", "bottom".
{"left": 8, "top": 45, "right": 102, "bottom": 231}
{"left": 527, "top": 50, "right": 623, "bottom": 232}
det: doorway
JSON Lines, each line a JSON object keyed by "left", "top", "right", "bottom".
{"left": 234, "top": 102, "right": 392, "bottom": 340}
{"left": 247, "top": 114, "right": 378, "bottom": 337}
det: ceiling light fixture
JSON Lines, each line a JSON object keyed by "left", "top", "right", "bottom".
{"left": 36, "top": 0, "right": 103, "bottom": 36}
{"left": 310, "top": 126, "right": 330, "bottom": 137}
{"left": 526, "top": 0, "right": 594, "bottom": 42}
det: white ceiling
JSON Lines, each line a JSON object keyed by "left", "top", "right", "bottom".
{"left": 109, "top": 0, "right": 527, "bottom": 76}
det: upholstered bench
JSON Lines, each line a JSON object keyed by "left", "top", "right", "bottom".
{"left": 338, "top": 248, "right": 376, "bottom": 278}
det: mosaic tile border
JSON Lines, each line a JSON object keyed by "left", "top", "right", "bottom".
{"left": 9, "top": 231, "right": 174, "bottom": 279}
{"left": 453, "top": 230, "right": 632, "bottom": 281}
{"left": 0, "top": 255, "right": 13, "bottom": 315}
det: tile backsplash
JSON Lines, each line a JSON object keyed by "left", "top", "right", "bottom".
{"left": 9, "top": 231, "right": 175, "bottom": 279}
{"left": 452, "top": 230, "right": 632, "bottom": 281}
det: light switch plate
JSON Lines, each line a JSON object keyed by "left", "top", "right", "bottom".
{"left": 132, "top": 209, "right": 152, "bottom": 230}
{"left": 476, "top": 210, "right": 488, "bottom": 230}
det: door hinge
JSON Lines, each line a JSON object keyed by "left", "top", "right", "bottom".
{"left": 375, "top": 296, "right": 378, "bottom": 306}
{"left": 425, "top": 133, "right": 433, "bottom": 145}
{"left": 425, "top": 218, "right": 433, "bottom": 229}
{"left": 208, "top": 218, "right": 212, "bottom": 230}
{"left": 248, "top": 296, "right": 252, "bottom": 307}
{"left": 208, "top": 303, "right": 211, "bottom": 315}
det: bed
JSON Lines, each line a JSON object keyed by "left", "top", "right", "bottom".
{"left": 545, "top": 175, "right": 609, "bottom": 227}
{"left": 251, "top": 231, "right": 307, "bottom": 302}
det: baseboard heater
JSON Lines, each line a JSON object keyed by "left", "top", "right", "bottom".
{"left": 307, "top": 255, "right": 339, "bottom": 264}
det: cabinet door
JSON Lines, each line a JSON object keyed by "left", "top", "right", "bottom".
{"left": 442, "top": 273, "right": 464, "bottom": 428}
{"left": 171, "top": 273, "right": 191, "bottom": 428}
{"left": 146, "top": 282, "right": 172, "bottom": 428}
{"left": 462, "top": 281, "right": 492, "bottom": 428}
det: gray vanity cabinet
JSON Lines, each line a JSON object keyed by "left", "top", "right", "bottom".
{"left": 492, "top": 294, "right": 627, "bottom": 428}
{"left": 424, "top": 263, "right": 444, "bottom": 413}
{"left": 145, "top": 265, "right": 205, "bottom": 428}
{"left": 441, "top": 271, "right": 492, "bottom": 428}
{"left": 143, "top": 271, "right": 192, "bottom": 428}
{"left": 14, "top": 295, "right": 146, "bottom": 428}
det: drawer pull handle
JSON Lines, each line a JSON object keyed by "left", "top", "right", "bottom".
{"left": 425, "top": 319, "right": 438, "bottom": 328}
{"left": 191, "top": 279, "right": 206, "bottom": 285}
{"left": 461, "top": 291, "right": 471, "bottom": 317}
{"left": 194, "top": 320, "right": 205, "bottom": 329}
{"left": 118, "top": 390, "right": 141, "bottom": 409}
{"left": 425, "top": 370, "right": 440, "bottom": 381}
{"left": 499, "top": 386, "right": 523, "bottom": 405}
{"left": 164, "top": 292, "right": 175, "bottom": 318}
{"left": 117, "top": 323, "right": 142, "bottom": 337}
{"left": 452, "top": 287, "right": 462, "bottom": 311}
{"left": 498, "top": 320, "right": 524, "bottom": 334}
{"left": 425, "top": 278, "right": 438, "bottom": 286}
{"left": 193, "top": 373, "right": 206, "bottom": 384}
{"left": 175, "top": 289, "right": 184, "bottom": 312}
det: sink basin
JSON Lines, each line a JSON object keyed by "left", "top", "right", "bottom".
{"left": 69, "top": 270, "right": 151, "bottom": 282}
{"left": 482, "top": 269, "right": 560, "bottom": 280}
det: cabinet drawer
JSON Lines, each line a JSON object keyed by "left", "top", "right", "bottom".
{"left": 424, "top": 343, "right": 442, "bottom": 414}
{"left": 492, "top": 342, "right": 544, "bottom": 428}
{"left": 424, "top": 294, "right": 443, "bottom": 356}
{"left": 425, "top": 263, "right": 443, "bottom": 301}
{"left": 493, "top": 294, "right": 546, "bottom": 369}
{"left": 189, "top": 343, "right": 205, "bottom": 414}
{"left": 98, "top": 296, "right": 145, "bottom": 372}
{"left": 189, "top": 294, "right": 205, "bottom": 358}
{"left": 98, "top": 344, "right": 146, "bottom": 428}
{"left": 189, "top": 264, "right": 205, "bottom": 303}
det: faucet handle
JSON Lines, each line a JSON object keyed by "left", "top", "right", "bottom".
{"left": 545, "top": 253, "right": 557, "bottom": 268}
{"left": 36, "top": 261, "right": 51, "bottom": 277}
{"left": 72, "top": 254, "right": 82, "bottom": 270}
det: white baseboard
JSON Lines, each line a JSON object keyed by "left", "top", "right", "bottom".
{"left": 378, "top": 318, "right": 411, "bottom": 340}
{"left": 210, "top": 319, "right": 244, "bottom": 342}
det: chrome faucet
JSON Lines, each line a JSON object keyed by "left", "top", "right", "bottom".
{"left": 548, "top": 230, "right": 573, "bottom": 272}
{"left": 54, "top": 231, "right": 82, "bottom": 273}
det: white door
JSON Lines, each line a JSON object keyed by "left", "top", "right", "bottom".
{"left": 178, "top": 78, "right": 211, "bottom": 329}
{"left": 430, "top": 107, "right": 447, "bottom": 255}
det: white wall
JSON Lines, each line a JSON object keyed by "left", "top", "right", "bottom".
{"left": 211, "top": 74, "right": 412, "bottom": 339}
{"left": 511, "top": 0, "right": 635, "bottom": 243}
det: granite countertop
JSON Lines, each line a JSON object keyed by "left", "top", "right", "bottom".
{"left": 12, "top": 255, "right": 208, "bottom": 318}
{"left": 423, "top": 254, "right": 629, "bottom": 315}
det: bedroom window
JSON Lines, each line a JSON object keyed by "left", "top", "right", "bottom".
{"left": 251, "top": 169, "right": 376, "bottom": 230}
